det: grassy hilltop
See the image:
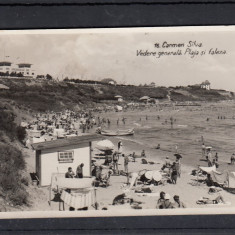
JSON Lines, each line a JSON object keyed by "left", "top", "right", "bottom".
{"left": 0, "top": 77, "right": 233, "bottom": 113}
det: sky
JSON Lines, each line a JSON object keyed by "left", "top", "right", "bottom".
{"left": 0, "top": 27, "right": 235, "bottom": 91}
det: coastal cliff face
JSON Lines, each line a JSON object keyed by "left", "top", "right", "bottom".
{"left": 0, "top": 78, "right": 233, "bottom": 113}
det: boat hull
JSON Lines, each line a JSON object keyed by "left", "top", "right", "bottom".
{"left": 100, "top": 129, "right": 134, "bottom": 136}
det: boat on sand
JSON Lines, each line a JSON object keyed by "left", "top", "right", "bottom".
{"left": 100, "top": 128, "right": 134, "bottom": 136}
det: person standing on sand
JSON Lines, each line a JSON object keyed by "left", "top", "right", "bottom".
{"left": 112, "top": 152, "right": 119, "bottom": 173}
{"left": 171, "top": 162, "right": 178, "bottom": 184}
{"left": 123, "top": 154, "right": 129, "bottom": 173}
{"left": 170, "top": 116, "right": 174, "bottom": 129}
{"left": 175, "top": 145, "right": 178, "bottom": 153}
{"left": 215, "top": 152, "right": 218, "bottom": 162}
{"left": 201, "top": 143, "right": 206, "bottom": 157}
{"left": 231, "top": 154, "right": 235, "bottom": 165}
{"left": 175, "top": 159, "right": 181, "bottom": 177}
{"left": 207, "top": 149, "right": 213, "bottom": 167}
{"left": 118, "top": 141, "right": 123, "bottom": 153}
{"left": 122, "top": 117, "right": 126, "bottom": 125}
{"left": 132, "top": 152, "right": 136, "bottom": 162}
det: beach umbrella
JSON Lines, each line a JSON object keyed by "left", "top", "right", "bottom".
{"left": 138, "top": 169, "right": 147, "bottom": 176}
{"left": 152, "top": 171, "right": 162, "bottom": 182}
{"left": 174, "top": 153, "right": 183, "bottom": 159}
{"left": 206, "top": 146, "right": 212, "bottom": 149}
{"left": 145, "top": 171, "right": 154, "bottom": 180}
{"left": 140, "top": 96, "right": 150, "bottom": 100}
{"left": 96, "top": 139, "right": 114, "bottom": 151}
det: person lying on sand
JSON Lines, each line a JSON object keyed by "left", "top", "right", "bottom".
{"left": 196, "top": 195, "right": 225, "bottom": 205}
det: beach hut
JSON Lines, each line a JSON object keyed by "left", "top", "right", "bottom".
{"left": 31, "top": 134, "right": 103, "bottom": 186}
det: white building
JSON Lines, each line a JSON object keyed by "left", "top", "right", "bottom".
{"left": 0, "top": 61, "right": 12, "bottom": 73}
{"left": 200, "top": 80, "right": 211, "bottom": 90}
{"left": 0, "top": 61, "right": 37, "bottom": 78}
{"left": 32, "top": 134, "right": 103, "bottom": 186}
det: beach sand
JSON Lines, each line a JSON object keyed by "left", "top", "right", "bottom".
{"left": 17, "top": 101, "right": 235, "bottom": 212}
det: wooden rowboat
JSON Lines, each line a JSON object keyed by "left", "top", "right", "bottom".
{"left": 100, "top": 128, "right": 134, "bottom": 136}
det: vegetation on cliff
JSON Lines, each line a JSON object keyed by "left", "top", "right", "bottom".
{"left": 0, "top": 78, "right": 233, "bottom": 114}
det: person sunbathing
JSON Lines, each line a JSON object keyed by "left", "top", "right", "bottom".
{"left": 157, "top": 193, "right": 173, "bottom": 209}
{"left": 157, "top": 191, "right": 165, "bottom": 205}
{"left": 141, "top": 150, "right": 146, "bottom": 158}
{"left": 157, "top": 192, "right": 174, "bottom": 209}
{"left": 172, "top": 195, "right": 186, "bottom": 208}
{"left": 197, "top": 195, "right": 225, "bottom": 204}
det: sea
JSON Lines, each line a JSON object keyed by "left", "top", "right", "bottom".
{"left": 95, "top": 103, "right": 235, "bottom": 172}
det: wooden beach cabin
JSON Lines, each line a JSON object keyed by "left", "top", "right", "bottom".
{"left": 31, "top": 134, "right": 103, "bottom": 186}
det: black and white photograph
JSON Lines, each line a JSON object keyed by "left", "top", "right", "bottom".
{"left": 0, "top": 27, "right": 235, "bottom": 218}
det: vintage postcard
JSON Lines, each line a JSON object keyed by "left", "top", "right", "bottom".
{"left": 0, "top": 27, "right": 235, "bottom": 218}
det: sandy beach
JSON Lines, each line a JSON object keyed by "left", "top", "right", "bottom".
{"left": 14, "top": 101, "right": 235, "bottom": 212}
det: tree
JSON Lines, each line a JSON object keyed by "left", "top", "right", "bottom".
{"left": 17, "top": 72, "right": 23, "bottom": 77}
{"left": 16, "top": 126, "right": 27, "bottom": 143}
{"left": 101, "top": 78, "right": 117, "bottom": 85}
{"left": 10, "top": 72, "right": 17, "bottom": 77}
{"left": 36, "top": 75, "right": 45, "bottom": 79}
{"left": 46, "top": 74, "right": 53, "bottom": 80}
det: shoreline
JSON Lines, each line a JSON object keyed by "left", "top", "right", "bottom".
{"left": 12, "top": 101, "right": 235, "bottom": 212}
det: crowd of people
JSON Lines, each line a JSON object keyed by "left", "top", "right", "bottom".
{"left": 23, "top": 104, "right": 235, "bottom": 211}
{"left": 23, "top": 109, "right": 100, "bottom": 145}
